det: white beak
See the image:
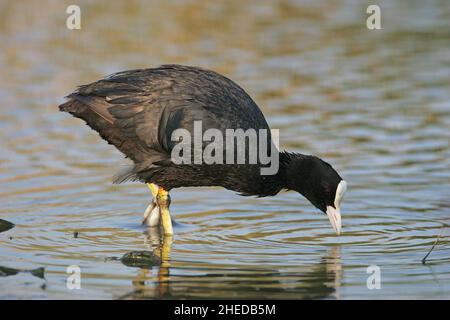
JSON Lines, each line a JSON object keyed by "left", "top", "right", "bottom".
{"left": 326, "top": 180, "right": 347, "bottom": 236}
{"left": 326, "top": 206, "right": 342, "bottom": 235}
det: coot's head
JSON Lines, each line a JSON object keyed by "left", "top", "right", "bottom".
{"left": 283, "top": 153, "right": 347, "bottom": 235}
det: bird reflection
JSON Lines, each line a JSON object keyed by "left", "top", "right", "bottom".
{"left": 117, "top": 227, "right": 172, "bottom": 300}
{"left": 303, "top": 246, "right": 342, "bottom": 299}
{"left": 118, "top": 230, "right": 342, "bottom": 299}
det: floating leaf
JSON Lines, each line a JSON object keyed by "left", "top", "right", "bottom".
{"left": 120, "top": 251, "right": 162, "bottom": 269}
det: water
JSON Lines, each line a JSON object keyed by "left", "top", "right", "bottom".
{"left": 0, "top": 0, "right": 449, "bottom": 299}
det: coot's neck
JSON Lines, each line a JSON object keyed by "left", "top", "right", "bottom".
{"left": 278, "top": 151, "right": 314, "bottom": 193}
{"left": 257, "top": 151, "right": 311, "bottom": 196}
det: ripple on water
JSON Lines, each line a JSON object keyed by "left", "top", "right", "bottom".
{"left": 1, "top": 0, "right": 450, "bottom": 299}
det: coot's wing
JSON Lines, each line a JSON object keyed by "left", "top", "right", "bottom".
{"left": 143, "top": 65, "right": 272, "bottom": 153}
{"left": 76, "top": 69, "right": 173, "bottom": 152}
{"left": 60, "top": 65, "right": 271, "bottom": 182}
{"left": 60, "top": 69, "right": 178, "bottom": 181}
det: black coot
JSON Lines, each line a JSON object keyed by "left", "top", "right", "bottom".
{"left": 59, "top": 65, "right": 346, "bottom": 236}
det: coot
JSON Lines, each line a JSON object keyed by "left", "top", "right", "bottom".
{"left": 59, "top": 65, "right": 346, "bottom": 236}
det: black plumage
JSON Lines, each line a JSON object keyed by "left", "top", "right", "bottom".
{"left": 60, "top": 65, "right": 345, "bottom": 223}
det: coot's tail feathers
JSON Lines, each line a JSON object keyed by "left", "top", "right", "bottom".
{"left": 59, "top": 85, "right": 171, "bottom": 185}
{"left": 58, "top": 95, "right": 144, "bottom": 171}
{"left": 58, "top": 98, "right": 82, "bottom": 113}
{"left": 60, "top": 93, "right": 116, "bottom": 123}
{"left": 60, "top": 97, "right": 147, "bottom": 183}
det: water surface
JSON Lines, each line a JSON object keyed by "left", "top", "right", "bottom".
{"left": 0, "top": 0, "right": 449, "bottom": 299}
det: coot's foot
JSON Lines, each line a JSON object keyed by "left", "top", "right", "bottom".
{"left": 156, "top": 187, "right": 173, "bottom": 236}
{"left": 142, "top": 183, "right": 173, "bottom": 235}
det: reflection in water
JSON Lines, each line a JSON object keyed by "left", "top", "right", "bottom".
{"left": 121, "top": 230, "right": 342, "bottom": 300}
{"left": 118, "top": 228, "right": 172, "bottom": 299}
